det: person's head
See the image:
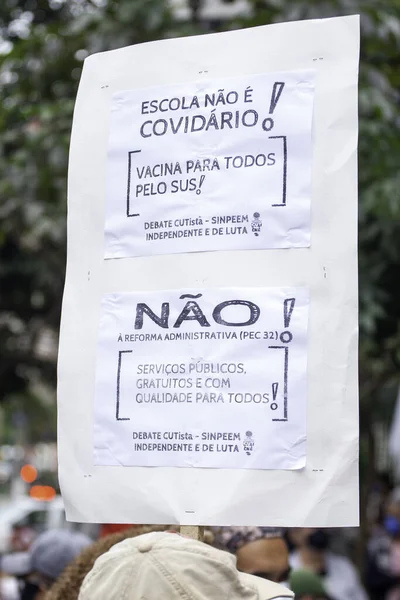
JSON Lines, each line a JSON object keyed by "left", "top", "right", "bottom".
{"left": 1, "top": 530, "right": 91, "bottom": 600}
{"left": 236, "top": 538, "right": 290, "bottom": 584}
{"left": 44, "top": 525, "right": 175, "bottom": 600}
{"left": 288, "top": 529, "right": 330, "bottom": 554}
{"left": 10, "top": 523, "right": 37, "bottom": 552}
{"left": 289, "top": 569, "right": 330, "bottom": 600}
{"left": 77, "top": 531, "right": 293, "bottom": 600}
{"left": 212, "top": 527, "right": 290, "bottom": 585}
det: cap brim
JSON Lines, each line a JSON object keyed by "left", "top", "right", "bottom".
{"left": 1, "top": 552, "right": 31, "bottom": 576}
{"left": 240, "top": 572, "right": 294, "bottom": 600}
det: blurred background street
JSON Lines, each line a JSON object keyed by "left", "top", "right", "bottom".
{"left": 0, "top": 1, "right": 399, "bottom": 599}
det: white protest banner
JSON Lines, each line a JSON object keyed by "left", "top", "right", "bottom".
{"left": 94, "top": 288, "right": 309, "bottom": 470}
{"left": 58, "top": 15, "right": 359, "bottom": 527}
{"left": 105, "top": 71, "right": 314, "bottom": 257}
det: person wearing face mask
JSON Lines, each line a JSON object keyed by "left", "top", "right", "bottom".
{"left": 289, "top": 528, "right": 367, "bottom": 600}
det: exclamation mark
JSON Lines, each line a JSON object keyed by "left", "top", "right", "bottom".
{"left": 280, "top": 298, "right": 295, "bottom": 343}
{"left": 196, "top": 175, "right": 205, "bottom": 195}
{"left": 271, "top": 382, "right": 279, "bottom": 411}
{"left": 262, "top": 81, "right": 285, "bottom": 132}
{"left": 283, "top": 298, "right": 295, "bottom": 328}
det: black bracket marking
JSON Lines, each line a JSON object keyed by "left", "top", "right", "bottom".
{"left": 116, "top": 350, "right": 132, "bottom": 421}
{"left": 269, "top": 135, "right": 287, "bottom": 206}
{"left": 126, "top": 150, "right": 141, "bottom": 217}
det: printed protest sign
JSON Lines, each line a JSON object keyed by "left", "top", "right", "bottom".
{"left": 94, "top": 288, "right": 309, "bottom": 469}
{"left": 105, "top": 71, "right": 314, "bottom": 257}
{"left": 59, "top": 15, "right": 359, "bottom": 527}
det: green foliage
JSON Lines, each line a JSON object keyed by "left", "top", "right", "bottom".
{"left": 0, "top": 0, "right": 399, "bottom": 442}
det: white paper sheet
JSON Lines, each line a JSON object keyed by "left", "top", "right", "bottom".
{"left": 59, "top": 15, "right": 359, "bottom": 526}
{"left": 94, "top": 287, "right": 309, "bottom": 469}
{"left": 105, "top": 71, "right": 314, "bottom": 257}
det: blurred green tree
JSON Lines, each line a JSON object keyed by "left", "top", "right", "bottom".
{"left": 0, "top": 0, "right": 182, "bottom": 440}
{"left": 0, "top": 0, "right": 399, "bottom": 455}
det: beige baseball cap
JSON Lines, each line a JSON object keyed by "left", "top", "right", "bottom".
{"left": 78, "top": 531, "right": 293, "bottom": 600}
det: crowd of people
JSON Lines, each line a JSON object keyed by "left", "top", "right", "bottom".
{"left": 0, "top": 485, "right": 399, "bottom": 600}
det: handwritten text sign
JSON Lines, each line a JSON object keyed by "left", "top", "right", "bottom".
{"left": 94, "top": 287, "right": 309, "bottom": 469}
{"left": 105, "top": 71, "right": 314, "bottom": 258}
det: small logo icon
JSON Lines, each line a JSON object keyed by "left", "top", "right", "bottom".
{"left": 243, "top": 431, "right": 255, "bottom": 456}
{"left": 251, "top": 212, "right": 262, "bottom": 236}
